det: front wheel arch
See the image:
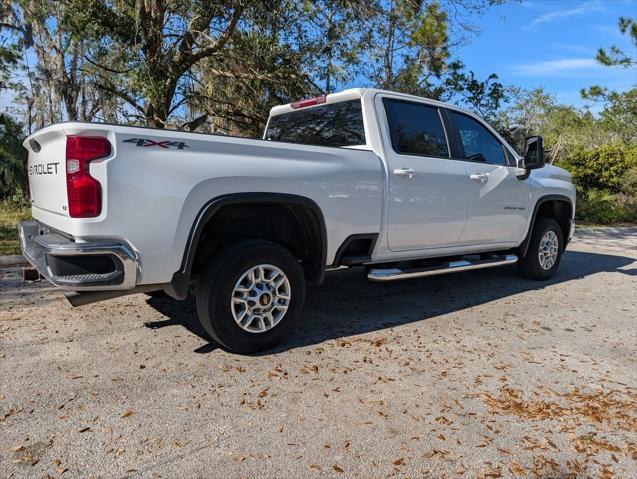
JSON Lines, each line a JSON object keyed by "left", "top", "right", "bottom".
{"left": 518, "top": 195, "right": 573, "bottom": 258}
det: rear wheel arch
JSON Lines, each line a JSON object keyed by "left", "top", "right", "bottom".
{"left": 519, "top": 195, "right": 573, "bottom": 258}
{"left": 167, "top": 193, "right": 327, "bottom": 299}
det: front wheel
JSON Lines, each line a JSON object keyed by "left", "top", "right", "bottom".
{"left": 196, "top": 240, "right": 306, "bottom": 354}
{"left": 518, "top": 217, "right": 564, "bottom": 280}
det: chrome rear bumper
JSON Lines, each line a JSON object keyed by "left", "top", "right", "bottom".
{"left": 18, "top": 220, "right": 138, "bottom": 290}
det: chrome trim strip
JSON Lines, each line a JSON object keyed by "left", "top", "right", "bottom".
{"left": 18, "top": 220, "right": 138, "bottom": 291}
{"left": 367, "top": 254, "right": 518, "bottom": 282}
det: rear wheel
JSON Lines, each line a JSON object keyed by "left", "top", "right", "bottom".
{"left": 518, "top": 217, "right": 563, "bottom": 280}
{"left": 196, "top": 240, "right": 305, "bottom": 353}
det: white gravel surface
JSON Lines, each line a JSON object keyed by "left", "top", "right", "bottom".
{"left": 1, "top": 228, "right": 636, "bottom": 478}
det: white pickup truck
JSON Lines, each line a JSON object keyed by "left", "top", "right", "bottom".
{"left": 19, "top": 88, "right": 575, "bottom": 353}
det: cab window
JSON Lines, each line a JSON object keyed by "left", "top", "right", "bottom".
{"left": 383, "top": 99, "right": 449, "bottom": 158}
{"left": 450, "top": 111, "right": 507, "bottom": 165}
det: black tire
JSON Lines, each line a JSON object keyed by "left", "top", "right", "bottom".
{"left": 518, "top": 217, "right": 564, "bottom": 280}
{"left": 196, "top": 240, "right": 306, "bottom": 354}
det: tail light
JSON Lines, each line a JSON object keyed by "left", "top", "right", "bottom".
{"left": 66, "top": 136, "right": 111, "bottom": 218}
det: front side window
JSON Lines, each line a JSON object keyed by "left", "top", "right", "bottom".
{"left": 383, "top": 99, "right": 449, "bottom": 157}
{"left": 265, "top": 99, "right": 365, "bottom": 147}
{"left": 450, "top": 111, "right": 507, "bottom": 165}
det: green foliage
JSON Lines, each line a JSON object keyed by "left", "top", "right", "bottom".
{"left": 62, "top": 0, "right": 246, "bottom": 127}
{"left": 559, "top": 144, "right": 637, "bottom": 224}
{"left": 582, "top": 16, "right": 636, "bottom": 120}
{"left": 595, "top": 16, "right": 636, "bottom": 68}
{"left": 193, "top": 28, "right": 314, "bottom": 136}
{"left": 497, "top": 87, "right": 636, "bottom": 160}
{"left": 0, "top": 189, "right": 31, "bottom": 255}
{"left": 575, "top": 188, "right": 637, "bottom": 224}
{"left": 560, "top": 144, "right": 637, "bottom": 193}
{"left": 497, "top": 88, "right": 599, "bottom": 159}
{"left": 367, "top": 0, "right": 450, "bottom": 95}
{"left": 598, "top": 89, "right": 637, "bottom": 144}
{"left": 295, "top": 0, "right": 373, "bottom": 94}
{"left": 444, "top": 61, "right": 507, "bottom": 122}
{"left": 0, "top": 113, "right": 27, "bottom": 199}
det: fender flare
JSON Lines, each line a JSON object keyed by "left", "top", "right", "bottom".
{"left": 518, "top": 194, "right": 574, "bottom": 258}
{"left": 166, "top": 193, "right": 327, "bottom": 299}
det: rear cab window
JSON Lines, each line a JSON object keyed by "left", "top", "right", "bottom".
{"left": 383, "top": 99, "right": 449, "bottom": 157}
{"left": 265, "top": 99, "right": 366, "bottom": 147}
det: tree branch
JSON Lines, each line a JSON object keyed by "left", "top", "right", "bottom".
{"left": 176, "top": 5, "right": 243, "bottom": 74}
{"left": 94, "top": 82, "right": 145, "bottom": 115}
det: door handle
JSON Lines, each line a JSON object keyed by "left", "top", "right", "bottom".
{"left": 470, "top": 173, "right": 489, "bottom": 182}
{"left": 393, "top": 168, "right": 416, "bottom": 179}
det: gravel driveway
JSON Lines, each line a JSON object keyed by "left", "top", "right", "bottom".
{"left": 1, "top": 228, "right": 636, "bottom": 478}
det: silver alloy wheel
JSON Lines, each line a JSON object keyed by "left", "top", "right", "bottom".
{"left": 538, "top": 230, "right": 559, "bottom": 270}
{"left": 231, "top": 264, "right": 291, "bottom": 333}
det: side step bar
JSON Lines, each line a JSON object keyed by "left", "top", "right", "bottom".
{"left": 367, "top": 254, "right": 518, "bottom": 282}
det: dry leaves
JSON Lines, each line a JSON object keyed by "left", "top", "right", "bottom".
{"left": 479, "top": 386, "right": 637, "bottom": 430}
{"left": 53, "top": 458, "right": 67, "bottom": 474}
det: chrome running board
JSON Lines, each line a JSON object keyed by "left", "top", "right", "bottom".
{"left": 367, "top": 254, "right": 518, "bottom": 282}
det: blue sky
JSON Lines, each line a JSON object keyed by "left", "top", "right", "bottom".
{"left": 457, "top": 0, "right": 637, "bottom": 107}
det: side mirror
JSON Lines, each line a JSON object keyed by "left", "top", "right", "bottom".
{"left": 523, "top": 136, "right": 545, "bottom": 170}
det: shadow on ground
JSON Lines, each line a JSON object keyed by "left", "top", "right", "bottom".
{"left": 144, "top": 250, "right": 635, "bottom": 354}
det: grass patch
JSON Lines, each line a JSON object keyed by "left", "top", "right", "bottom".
{"left": 0, "top": 200, "right": 30, "bottom": 255}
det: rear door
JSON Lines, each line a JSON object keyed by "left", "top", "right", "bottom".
{"left": 446, "top": 110, "right": 530, "bottom": 244}
{"left": 379, "top": 97, "right": 469, "bottom": 251}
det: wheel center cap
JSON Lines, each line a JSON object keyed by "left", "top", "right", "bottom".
{"left": 259, "top": 293, "right": 272, "bottom": 306}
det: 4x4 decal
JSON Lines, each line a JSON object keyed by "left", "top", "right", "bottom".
{"left": 123, "top": 138, "right": 189, "bottom": 150}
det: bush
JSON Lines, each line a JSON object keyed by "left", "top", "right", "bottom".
{"left": 575, "top": 188, "right": 637, "bottom": 224}
{"left": 559, "top": 143, "right": 637, "bottom": 193}
{"left": 559, "top": 144, "right": 637, "bottom": 224}
{"left": 0, "top": 113, "right": 27, "bottom": 199}
{"left": 0, "top": 186, "right": 31, "bottom": 255}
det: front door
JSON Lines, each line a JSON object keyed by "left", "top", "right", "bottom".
{"left": 380, "top": 98, "right": 469, "bottom": 251}
{"left": 447, "top": 110, "right": 530, "bottom": 244}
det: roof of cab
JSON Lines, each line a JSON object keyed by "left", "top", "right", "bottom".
{"left": 268, "top": 87, "right": 475, "bottom": 117}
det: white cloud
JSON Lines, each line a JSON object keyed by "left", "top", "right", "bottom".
{"left": 524, "top": 1, "right": 603, "bottom": 29}
{"left": 552, "top": 43, "right": 595, "bottom": 55}
{"left": 511, "top": 58, "right": 603, "bottom": 76}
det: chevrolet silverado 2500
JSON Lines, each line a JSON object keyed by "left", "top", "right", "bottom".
{"left": 19, "top": 88, "right": 575, "bottom": 353}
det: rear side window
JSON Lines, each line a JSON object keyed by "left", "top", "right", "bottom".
{"left": 265, "top": 99, "right": 365, "bottom": 147}
{"left": 383, "top": 99, "right": 449, "bottom": 157}
{"left": 450, "top": 111, "right": 507, "bottom": 165}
